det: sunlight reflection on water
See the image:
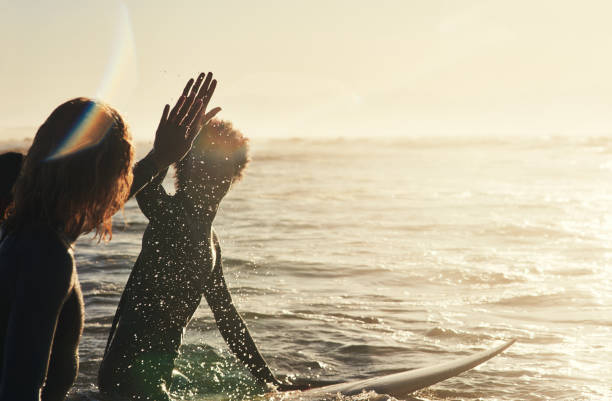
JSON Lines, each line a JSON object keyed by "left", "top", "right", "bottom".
{"left": 69, "top": 136, "right": 612, "bottom": 400}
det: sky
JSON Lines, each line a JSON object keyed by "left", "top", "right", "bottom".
{"left": 1, "top": 0, "right": 612, "bottom": 140}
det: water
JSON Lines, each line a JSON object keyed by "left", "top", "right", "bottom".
{"left": 66, "top": 136, "right": 612, "bottom": 400}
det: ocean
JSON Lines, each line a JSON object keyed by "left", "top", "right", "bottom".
{"left": 58, "top": 136, "right": 611, "bottom": 400}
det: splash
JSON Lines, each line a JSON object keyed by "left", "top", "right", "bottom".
{"left": 46, "top": 1, "right": 138, "bottom": 161}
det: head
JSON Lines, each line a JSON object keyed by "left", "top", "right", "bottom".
{"left": 174, "top": 119, "right": 249, "bottom": 208}
{"left": 5, "top": 97, "right": 134, "bottom": 240}
{"left": 0, "top": 152, "right": 25, "bottom": 220}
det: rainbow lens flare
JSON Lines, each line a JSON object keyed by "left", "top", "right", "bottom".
{"left": 46, "top": 1, "right": 137, "bottom": 161}
{"left": 45, "top": 102, "right": 116, "bottom": 161}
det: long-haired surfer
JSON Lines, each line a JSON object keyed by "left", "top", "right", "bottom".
{"left": 0, "top": 72, "right": 220, "bottom": 401}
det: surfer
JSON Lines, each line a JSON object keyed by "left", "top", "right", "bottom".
{"left": 0, "top": 72, "right": 220, "bottom": 401}
{"left": 0, "top": 152, "right": 24, "bottom": 219}
{"left": 98, "top": 119, "right": 298, "bottom": 400}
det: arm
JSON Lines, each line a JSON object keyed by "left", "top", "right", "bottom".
{"left": 202, "top": 243, "right": 280, "bottom": 387}
{"left": 40, "top": 287, "right": 83, "bottom": 401}
{"left": 129, "top": 72, "right": 221, "bottom": 199}
{"left": 135, "top": 166, "right": 171, "bottom": 220}
{"left": 0, "top": 240, "right": 74, "bottom": 401}
{"left": 129, "top": 152, "right": 161, "bottom": 200}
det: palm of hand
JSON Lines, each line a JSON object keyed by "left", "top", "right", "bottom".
{"left": 152, "top": 72, "right": 222, "bottom": 169}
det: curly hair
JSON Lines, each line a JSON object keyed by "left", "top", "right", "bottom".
{"left": 174, "top": 119, "right": 250, "bottom": 190}
{"left": 4, "top": 98, "right": 134, "bottom": 241}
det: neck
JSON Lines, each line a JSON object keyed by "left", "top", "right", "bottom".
{"left": 61, "top": 232, "right": 77, "bottom": 248}
{"left": 50, "top": 223, "right": 77, "bottom": 249}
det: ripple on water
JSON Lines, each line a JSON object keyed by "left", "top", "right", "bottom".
{"left": 64, "top": 138, "right": 612, "bottom": 400}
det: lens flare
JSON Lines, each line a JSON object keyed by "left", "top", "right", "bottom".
{"left": 45, "top": 102, "right": 117, "bottom": 161}
{"left": 96, "top": 1, "right": 138, "bottom": 103}
{"left": 46, "top": 1, "right": 137, "bottom": 161}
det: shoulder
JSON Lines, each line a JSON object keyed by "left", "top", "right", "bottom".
{"left": 15, "top": 224, "right": 75, "bottom": 292}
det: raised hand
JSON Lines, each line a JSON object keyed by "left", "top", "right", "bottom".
{"left": 150, "top": 72, "right": 222, "bottom": 170}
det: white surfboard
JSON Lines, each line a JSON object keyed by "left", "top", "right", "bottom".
{"left": 273, "top": 339, "right": 515, "bottom": 399}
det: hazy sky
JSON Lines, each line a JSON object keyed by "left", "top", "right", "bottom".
{"left": 1, "top": 0, "right": 612, "bottom": 139}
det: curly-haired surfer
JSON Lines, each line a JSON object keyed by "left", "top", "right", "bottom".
{"left": 99, "top": 120, "right": 293, "bottom": 400}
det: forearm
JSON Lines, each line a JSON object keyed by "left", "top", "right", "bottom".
{"left": 215, "top": 312, "right": 277, "bottom": 384}
{"left": 129, "top": 151, "right": 162, "bottom": 199}
{"left": 41, "top": 295, "right": 81, "bottom": 401}
{"left": 40, "top": 358, "right": 76, "bottom": 401}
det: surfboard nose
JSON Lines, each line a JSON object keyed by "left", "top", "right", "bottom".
{"left": 273, "top": 338, "right": 517, "bottom": 400}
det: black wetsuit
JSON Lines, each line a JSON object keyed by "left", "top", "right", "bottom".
{"left": 0, "top": 155, "right": 159, "bottom": 401}
{"left": 0, "top": 224, "right": 81, "bottom": 401}
{"left": 98, "top": 168, "right": 278, "bottom": 400}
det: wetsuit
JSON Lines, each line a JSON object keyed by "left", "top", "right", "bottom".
{"left": 0, "top": 154, "right": 160, "bottom": 401}
{"left": 0, "top": 224, "right": 81, "bottom": 401}
{"left": 98, "top": 168, "right": 278, "bottom": 400}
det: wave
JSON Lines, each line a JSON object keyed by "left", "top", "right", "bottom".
{"left": 252, "top": 134, "right": 612, "bottom": 150}
{"left": 428, "top": 268, "right": 527, "bottom": 286}
{"left": 336, "top": 343, "right": 408, "bottom": 356}
{"left": 488, "top": 291, "right": 568, "bottom": 307}
{"left": 223, "top": 256, "right": 375, "bottom": 279}
{"left": 255, "top": 135, "right": 515, "bottom": 148}
{"left": 476, "top": 222, "right": 574, "bottom": 241}
{"left": 424, "top": 327, "right": 498, "bottom": 343}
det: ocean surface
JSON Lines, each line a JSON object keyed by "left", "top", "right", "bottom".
{"left": 55, "top": 136, "right": 612, "bottom": 400}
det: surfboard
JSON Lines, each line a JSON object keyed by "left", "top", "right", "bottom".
{"left": 272, "top": 339, "right": 515, "bottom": 400}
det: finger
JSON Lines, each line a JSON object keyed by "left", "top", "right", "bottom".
{"left": 157, "top": 104, "right": 170, "bottom": 127}
{"left": 203, "top": 106, "right": 222, "bottom": 122}
{"left": 180, "top": 73, "right": 206, "bottom": 124}
{"left": 190, "top": 73, "right": 206, "bottom": 97}
{"left": 181, "top": 77, "right": 194, "bottom": 96}
{"left": 195, "top": 107, "right": 222, "bottom": 132}
{"left": 185, "top": 73, "right": 206, "bottom": 108}
{"left": 201, "top": 79, "right": 217, "bottom": 111}
{"left": 189, "top": 107, "right": 220, "bottom": 143}
{"left": 181, "top": 99, "right": 203, "bottom": 128}
{"left": 169, "top": 78, "right": 195, "bottom": 121}
{"left": 169, "top": 96, "right": 186, "bottom": 122}
{"left": 195, "top": 72, "right": 213, "bottom": 100}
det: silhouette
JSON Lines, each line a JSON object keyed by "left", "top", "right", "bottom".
{"left": 0, "top": 152, "right": 24, "bottom": 219}
{"left": 98, "top": 120, "right": 296, "bottom": 400}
